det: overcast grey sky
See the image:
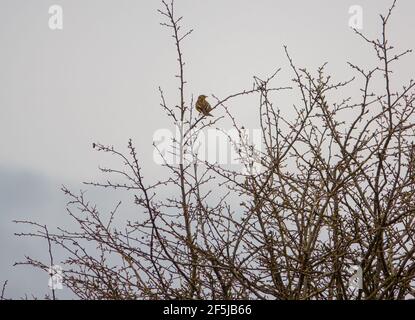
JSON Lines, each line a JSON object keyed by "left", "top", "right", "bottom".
{"left": 1, "top": 0, "right": 414, "bottom": 298}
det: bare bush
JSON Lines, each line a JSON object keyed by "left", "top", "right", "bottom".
{"left": 15, "top": 0, "right": 415, "bottom": 300}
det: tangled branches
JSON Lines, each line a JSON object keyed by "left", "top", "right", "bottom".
{"left": 15, "top": 0, "right": 415, "bottom": 300}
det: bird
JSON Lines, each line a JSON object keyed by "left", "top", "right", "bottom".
{"left": 195, "top": 95, "right": 213, "bottom": 117}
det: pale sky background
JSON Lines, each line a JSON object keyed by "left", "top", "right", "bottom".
{"left": 0, "top": 0, "right": 414, "bottom": 299}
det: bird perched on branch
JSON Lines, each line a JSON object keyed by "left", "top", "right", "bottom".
{"left": 195, "top": 95, "right": 213, "bottom": 117}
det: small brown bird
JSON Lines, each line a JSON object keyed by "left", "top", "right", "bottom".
{"left": 195, "top": 95, "right": 213, "bottom": 117}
